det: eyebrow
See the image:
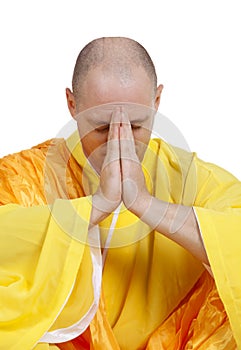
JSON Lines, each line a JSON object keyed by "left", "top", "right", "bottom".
{"left": 130, "top": 115, "right": 149, "bottom": 124}
{"left": 91, "top": 120, "right": 110, "bottom": 126}
{"left": 90, "top": 115, "right": 150, "bottom": 126}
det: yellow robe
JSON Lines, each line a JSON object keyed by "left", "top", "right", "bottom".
{"left": 0, "top": 133, "right": 240, "bottom": 349}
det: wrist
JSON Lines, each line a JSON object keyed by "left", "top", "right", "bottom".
{"left": 90, "top": 193, "right": 120, "bottom": 227}
{"left": 129, "top": 192, "right": 153, "bottom": 218}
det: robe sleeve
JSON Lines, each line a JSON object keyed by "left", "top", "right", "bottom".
{"left": 193, "top": 158, "right": 241, "bottom": 348}
{"left": 0, "top": 197, "right": 94, "bottom": 350}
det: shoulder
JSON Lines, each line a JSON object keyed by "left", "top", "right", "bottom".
{"left": 149, "top": 138, "right": 240, "bottom": 207}
{"left": 0, "top": 138, "right": 67, "bottom": 170}
{"left": 194, "top": 155, "right": 239, "bottom": 184}
{"left": 0, "top": 138, "right": 67, "bottom": 205}
{"left": 150, "top": 137, "right": 239, "bottom": 183}
{"left": 0, "top": 139, "right": 53, "bottom": 168}
{"left": 149, "top": 138, "right": 195, "bottom": 172}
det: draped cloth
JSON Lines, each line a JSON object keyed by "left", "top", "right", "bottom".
{"left": 0, "top": 133, "right": 240, "bottom": 349}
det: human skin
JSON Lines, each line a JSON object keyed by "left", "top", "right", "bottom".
{"left": 66, "top": 66, "right": 209, "bottom": 265}
{"left": 68, "top": 66, "right": 160, "bottom": 173}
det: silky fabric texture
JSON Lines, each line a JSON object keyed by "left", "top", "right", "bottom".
{"left": 0, "top": 134, "right": 240, "bottom": 349}
{"left": 0, "top": 140, "right": 95, "bottom": 349}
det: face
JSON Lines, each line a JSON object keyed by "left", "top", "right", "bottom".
{"left": 67, "top": 67, "right": 163, "bottom": 173}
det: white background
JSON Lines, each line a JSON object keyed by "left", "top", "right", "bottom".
{"left": 0, "top": 0, "right": 240, "bottom": 179}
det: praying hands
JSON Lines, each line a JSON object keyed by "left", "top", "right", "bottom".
{"left": 90, "top": 108, "right": 209, "bottom": 264}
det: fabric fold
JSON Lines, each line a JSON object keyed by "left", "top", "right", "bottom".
{"left": 0, "top": 197, "right": 92, "bottom": 350}
{"left": 194, "top": 207, "right": 241, "bottom": 349}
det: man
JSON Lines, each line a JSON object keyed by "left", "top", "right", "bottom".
{"left": 0, "top": 37, "right": 240, "bottom": 349}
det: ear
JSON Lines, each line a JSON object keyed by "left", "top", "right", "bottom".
{"left": 66, "top": 88, "right": 77, "bottom": 119}
{"left": 154, "top": 84, "right": 164, "bottom": 110}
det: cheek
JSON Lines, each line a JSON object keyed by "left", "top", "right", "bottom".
{"left": 81, "top": 132, "right": 108, "bottom": 158}
{"left": 133, "top": 129, "right": 152, "bottom": 162}
{"left": 133, "top": 128, "right": 152, "bottom": 146}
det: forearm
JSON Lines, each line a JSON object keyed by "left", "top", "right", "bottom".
{"left": 131, "top": 195, "right": 209, "bottom": 264}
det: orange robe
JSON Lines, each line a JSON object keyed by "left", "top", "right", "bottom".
{"left": 0, "top": 135, "right": 240, "bottom": 349}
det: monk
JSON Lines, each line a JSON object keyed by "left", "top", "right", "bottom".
{"left": 0, "top": 37, "right": 240, "bottom": 350}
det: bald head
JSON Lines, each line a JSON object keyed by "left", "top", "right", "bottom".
{"left": 72, "top": 37, "right": 157, "bottom": 103}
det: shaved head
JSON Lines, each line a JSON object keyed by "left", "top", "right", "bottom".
{"left": 72, "top": 37, "right": 157, "bottom": 103}
{"left": 66, "top": 37, "right": 163, "bottom": 173}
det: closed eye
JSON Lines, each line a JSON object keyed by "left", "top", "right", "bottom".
{"left": 131, "top": 124, "right": 142, "bottom": 130}
{"left": 95, "top": 125, "right": 110, "bottom": 133}
{"left": 95, "top": 124, "right": 141, "bottom": 132}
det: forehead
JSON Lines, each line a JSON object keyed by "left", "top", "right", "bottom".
{"left": 78, "top": 66, "right": 154, "bottom": 110}
{"left": 76, "top": 103, "right": 155, "bottom": 125}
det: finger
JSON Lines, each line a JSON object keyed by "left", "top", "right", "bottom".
{"left": 120, "top": 109, "right": 138, "bottom": 160}
{"left": 108, "top": 107, "right": 121, "bottom": 141}
{"left": 120, "top": 108, "right": 134, "bottom": 140}
{"left": 103, "top": 108, "right": 121, "bottom": 167}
